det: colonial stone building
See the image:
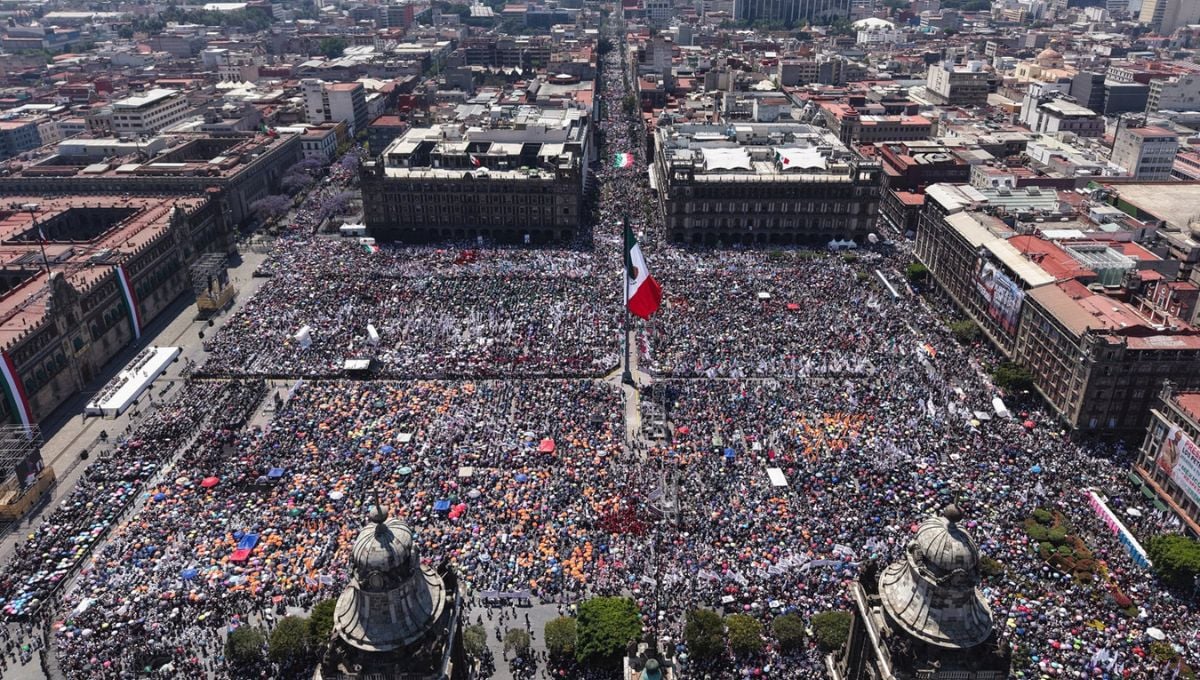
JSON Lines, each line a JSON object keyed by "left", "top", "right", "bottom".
{"left": 361, "top": 109, "right": 591, "bottom": 244}
{"left": 651, "top": 123, "right": 882, "bottom": 246}
{"left": 0, "top": 195, "right": 224, "bottom": 427}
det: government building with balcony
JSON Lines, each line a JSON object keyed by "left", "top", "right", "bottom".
{"left": 361, "top": 109, "right": 591, "bottom": 244}
{"left": 650, "top": 123, "right": 882, "bottom": 246}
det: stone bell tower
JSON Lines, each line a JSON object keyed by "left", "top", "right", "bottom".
{"left": 316, "top": 503, "right": 466, "bottom": 680}
{"left": 827, "top": 505, "right": 1011, "bottom": 680}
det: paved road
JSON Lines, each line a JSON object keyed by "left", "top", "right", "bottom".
{"left": 0, "top": 245, "right": 273, "bottom": 679}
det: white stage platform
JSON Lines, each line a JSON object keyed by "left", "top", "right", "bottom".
{"left": 85, "top": 346, "right": 181, "bottom": 417}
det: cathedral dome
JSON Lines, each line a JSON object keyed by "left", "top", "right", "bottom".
{"left": 878, "top": 505, "right": 994, "bottom": 649}
{"left": 852, "top": 17, "right": 895, "bottom": 30}
{"left": 1035, "top": 47, "right": 1063, "bottom": 65}
{"left": 912, "top": 505, "right": 980, "bottom": 579}
{"left": 351, "top": 505, "right": 419, "bottom": 581}
{"left": 333, "top": 504, "right": 448, "bottom": 653}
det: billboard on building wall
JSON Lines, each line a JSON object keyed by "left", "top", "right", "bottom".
{"left": 1156, "top": 425, "right": 1200, "bottom": 508}
{"left": 974, "top": 257, "right": 1024, "bottom": 335}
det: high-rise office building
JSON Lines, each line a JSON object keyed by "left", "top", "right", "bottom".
{"left": 1139, "top": 0, "right": 1200, "bottom": 33}
{"left": 303, "top": 79, "right": 369, "bottom": 135}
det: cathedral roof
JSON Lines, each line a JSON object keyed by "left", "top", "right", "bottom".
{"left": 332, "top": 505, "right": 448, "bottom": 653}
{"left": 877, "top": 505, "right": 995, "bottom": 649}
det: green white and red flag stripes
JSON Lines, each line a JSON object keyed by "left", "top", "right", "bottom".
{"left": 0, "top": 351, "right": 32, "bottom": 436}
{"left": 115, "top": 264, "right": 142, "bottom": 340}
{"left": 623, "top": 223, "right": 661, "bottom": 320}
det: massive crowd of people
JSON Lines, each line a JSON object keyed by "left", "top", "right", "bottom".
{"left": 203, "top": 240, "right": 619, "bottom": 379}
{"left": 0, "top": 14, "right": 1195, "bottom": 680}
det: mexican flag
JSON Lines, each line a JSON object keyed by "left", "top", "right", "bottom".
{"left": 624, "top": 224, "right": 661, "bottom": 320}
{"left": 115, "top": 264, "right": 142, "bottom": 340}
{"left": 613, "top": 153, "right": 635, "bottom": 169}
{"left": 0, "top": 351, "right": 32, "bottom": 437}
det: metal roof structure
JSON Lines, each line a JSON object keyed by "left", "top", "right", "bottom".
{"left": 0, "top": 424, "right": 42, "bottom": 484}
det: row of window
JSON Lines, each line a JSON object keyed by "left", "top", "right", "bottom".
{"left": 683, "top": 187, "right": 872, "bottom": 201}
{"left": 374, "top": 205, "right": 573, "bottom": 220}
{"left": 679, "top": 201, "right": 865, "bottom": 215}
{"left": 371, "top": 193, "right": 569, "bottom": 206}
{"left": 673, "top": 217, "right": 858, "bottom": 230}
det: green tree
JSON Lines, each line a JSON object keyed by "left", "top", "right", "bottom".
{"left": 268, "top": 615, "right": 311, "bottom": 663}
{"left": 1147, "top": 534, "right": 1200, "bottom": 590}
{"left": 828, "top": 18, "right": 855, "bottom": 35}
{"left": 462, "top": 623, "right": 488, "bottom": 660}
{"left": 319, "top": 37, "right": 348, "bottom": 59}
{"left": 949, "top": 319, "right": 981, "bottom": 344}
{"left": 575, "top": 596, "right": 642, "bottom": 666}
{"left": 980, "top": 556, "right": 1005, "bottom": 578}
{"left": 905, "top": 262, "right": 929, "bottom": 282}
{"left": 992, "top": 361, "right": 1034, "bottom": 393}
{"left": 544, "top": 616, "right": 577, "bottom": 659}
{"left": 294, "top": 0, "right": 321, "bottom": 20}
{"left": 771, "top": 613, "right": 806, "bottom": 653}
{"left": 726, "top": 614, "right": 764, "bottom": 656}
{"left": 811, "top": 611, "right": 852, "bottom": 652}
{"left": 308, "top": 598, "right": 337, "bottom": 643}
{"left": 226, "top": 626, "right": 266, "bottom": 665}
{"left": 683, "top": 608, "right": 725, "bottom": 662}
{"left": 504, "top": 628, "right": 531, "bottom": 657}
{"left": 1048, "top": 527, "right": 1068, "bottom": 546}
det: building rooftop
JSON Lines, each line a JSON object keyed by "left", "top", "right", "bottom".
{"left": 1119, "top": 125, "right": 1177, "bottom": 139}
{"left": 112, "top": 88, "right": 180, "bottom": 110}
{"left": 373, "top": 108, "right": 589, "bottom": 179}
{"left": 1173, "top": 393, "right": 1200, "bottom": 423}
{"left": 657, "top": 122, "right": 867, "bottom": 182}
{"left": 1025, "top": 276, "right": 1200, "bottom": 348}
{"left": 1008, "top": 235, "right": 1096, "bottom": 281}
{"left": 0, "top": 194, "right": 207, "bottom": 349}
{"left": 1101, "top": 183, "right": 1200, "bottom": 231}
{"left": 2, "top": 131, "right": 295, "bottom": 182}
{"left": 1041, "top": 100, "right": 1097, "bottom": 117}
